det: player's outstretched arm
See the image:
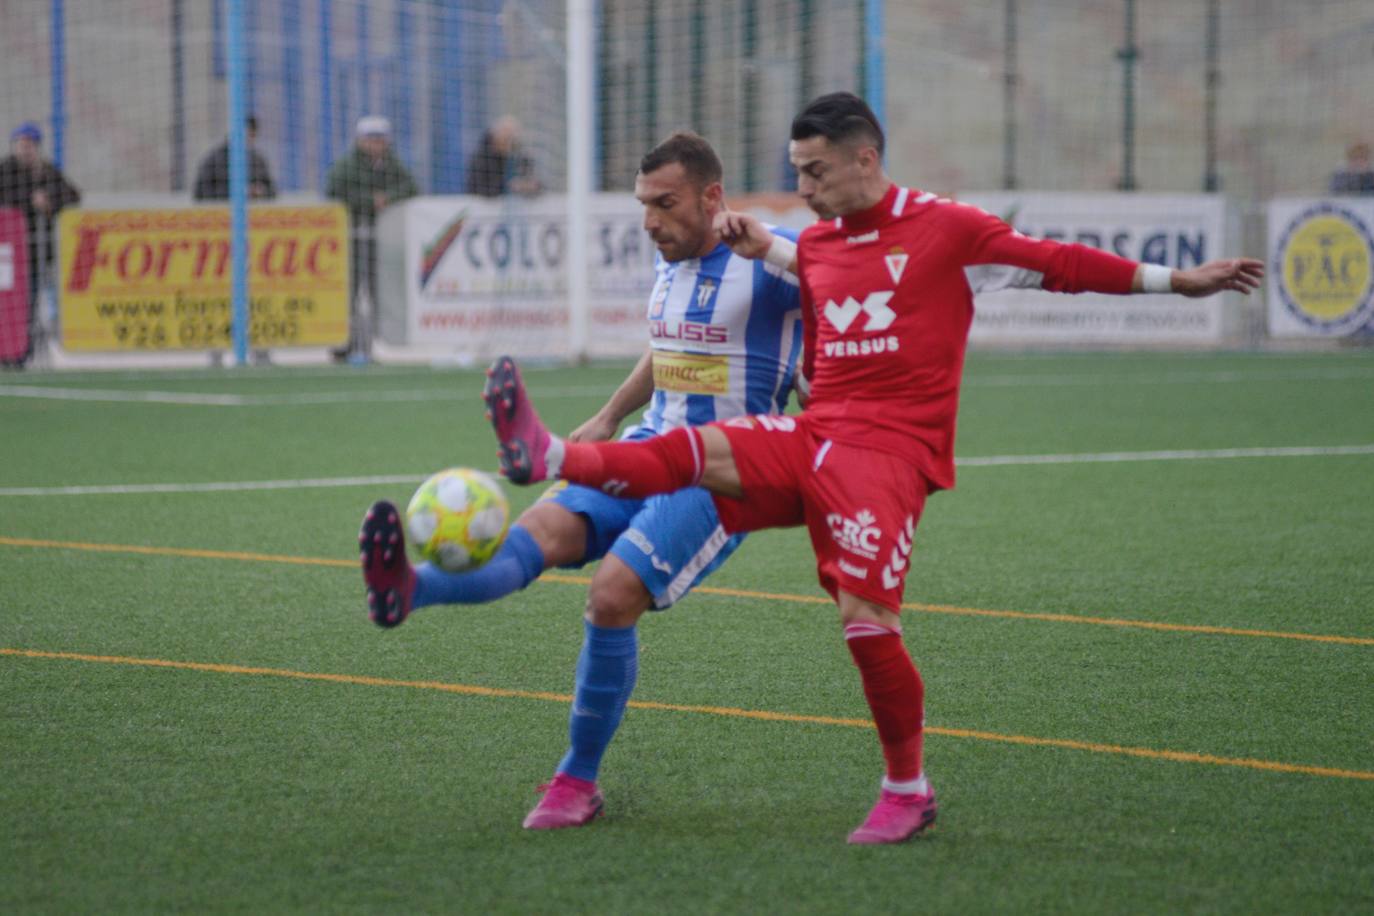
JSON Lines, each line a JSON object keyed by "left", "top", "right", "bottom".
{"left": 568, "top": 348, "right": 655, "bottom": 442}
{"left": 1132, "top": 258, "right": 1266, "bottom": 298}
{"left": 713, "top": 209, "right": 798, "bottom": 274}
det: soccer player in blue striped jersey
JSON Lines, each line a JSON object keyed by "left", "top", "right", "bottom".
{"left": 359, "top": 131, "right": 803, "bottom": 829}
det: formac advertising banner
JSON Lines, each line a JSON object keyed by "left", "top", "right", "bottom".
{"left": 957, "top": 192, "right": 1238, "bottom": 344}
{"left": 58, "top": 206, "right": 350, "bottom": 350}
{"left": 1266, "top": 198, "right": 1374, "bottom": 337}
{"left": 377, "top": 194, "right": 656, "bottom": 359}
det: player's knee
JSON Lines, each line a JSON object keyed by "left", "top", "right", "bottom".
{"left": 585, "top": 564, "right": 651, "bottom": 629}
{"left": 514, "top": 501, "right": 587, "bottom": 567}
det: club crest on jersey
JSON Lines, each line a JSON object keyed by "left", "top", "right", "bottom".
{"left": 885, "top": 248, "right": 909, "bottom": 285}
{"left": 823, "top": 291, "right": 896, "bottom": 333}
{"left": 695, "top": 279, "right": 718, "bottom": 309}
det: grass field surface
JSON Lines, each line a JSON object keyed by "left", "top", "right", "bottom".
{"left": 2, "top": 351, "right": 1372, "bottom": 913}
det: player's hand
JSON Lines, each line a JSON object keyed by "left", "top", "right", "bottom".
{"left": 568, "top": 413, "right": 618, "bottom": 443}
{"left": 1171, "top": 258, "right": 1265, "bottom": 297}
{"left": 713, "top": 209, "right": 772, "bottom": 260}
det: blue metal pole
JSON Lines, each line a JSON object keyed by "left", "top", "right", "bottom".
{"left": 317, "top": 0, "right": 333, "bottom": 190}
{"left": 429, "top": 4, "right": 465, "bottom": 193}
{"left": 357, "top": 3, "right": 370, "bottom": 116}
{"left": 244, "top": 0, "right": 258, "bottom": 119}
{"left": 281, "top": 0, "right": 303, "bottom": 190}
{"left": 226, "top": 0, "right": 250, "bottom": 365}
{"left": 863, "top": 0, "right": 885, "bottom": 132}
{"left": 394, "top": 2, "right": 414, "bottom": 165}
{"left": 50, "top": 0, "right": 66, "bottom": 168}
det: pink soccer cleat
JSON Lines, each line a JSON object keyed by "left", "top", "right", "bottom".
{"left": 359, "top": 499, "right": 415, "bottom": 628}
{"left": 522, "top": 773, "right": 605, "bottom": 830}
{"left": 847, "top": 787, "right": 938, "bottom": 845}
{"left": 483, "top": 355, "right": 560, "bottom": 485}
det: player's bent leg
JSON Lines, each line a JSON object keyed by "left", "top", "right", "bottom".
{"left": 411, "top": 501, "right": 585, "bottom": 609}
{"left": 525, "top": 556, "right": 649, "bottom": 831}
{"left": 359, "top": 500, "right": 415, "bottom": 628}
{"left": 838, "top": 591, "right": 936, "bottom": 845}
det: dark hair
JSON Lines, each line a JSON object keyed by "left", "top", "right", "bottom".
{"left": 246, "top": 115, "right": 259, "bottom": 132}
{"left": 790, "top": 92, "right": 884, "bottom": 155}
{"left": 639, "top": 131, "right": 723, "bottom": 188}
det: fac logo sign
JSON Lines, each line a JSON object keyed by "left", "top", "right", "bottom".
{"left": 1274, "top": 202, "right": 1374, "bottom": 335}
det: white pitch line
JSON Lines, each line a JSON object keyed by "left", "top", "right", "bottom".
{"left": 2, "top": 445, "right": 1372, "bottom": 497}
{"left": 956, "top": 444, "right": 1374, "bottom": 467}
{"left": 3, "top": 366, "right": 1373, "bottom": 407}
{"left": 0, "top": 475, "right": 428, "bottom": 497}
{"left": 0, "top": 384, "right": 616, "bottom": 406}
{"left": 963, "top": 366, "right": 1374, "bottom": 388}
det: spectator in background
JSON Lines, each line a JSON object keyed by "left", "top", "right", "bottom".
{"left": 0, "top": 121, "right": 81, "bottom": 366}
{"left": 192, "top": 115, "right": 277, "bottom": 201}
{"left": 1329, "top": 142, "right": 1374, "bottom": 195}
{"left": 325, "top": 115, "right": 419, "bottom": 362}
{"left": 465, "top": 116, "right": 542, "bottom": 197}
{"left": 193, "top": 115, "right": 276, "bottom": 366}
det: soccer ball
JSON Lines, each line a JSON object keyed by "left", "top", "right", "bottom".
{"left": 405, "top": 468, "right": 511, "bottom": 572}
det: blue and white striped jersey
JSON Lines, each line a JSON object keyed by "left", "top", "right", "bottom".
{"left": 628, "top": 229, "right": 803, "bottom": 438}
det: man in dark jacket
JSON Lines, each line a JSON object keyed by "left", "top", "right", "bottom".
{"left": 192, "top": 115, "right": 277, "bottom": 201}
{"left": 0, "top": 121, "right": 81, "bottom": 365}
{"left": 325, "top": 115, "right": 419, "bottom": 361}
{"left": 465, "top": 116, "right": 542, "bottom": 197}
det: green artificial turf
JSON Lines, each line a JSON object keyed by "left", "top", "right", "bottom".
{"left": 2, "top": 351, "right": 1372, "bottom": 913}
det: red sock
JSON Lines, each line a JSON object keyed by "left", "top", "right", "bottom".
{"left": 561, "top": 426, "right": 705, "bottom": 498}
{"left": 844, "top": 623, "right": 925, "bottom": 782}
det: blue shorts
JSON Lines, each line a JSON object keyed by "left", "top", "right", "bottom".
{"left": 542, "top": 481, "right": 746, "bottom": 609}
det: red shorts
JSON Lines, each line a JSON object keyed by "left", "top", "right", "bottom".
{"left": 711, "top": 413, "right": 929, "bottom": 612}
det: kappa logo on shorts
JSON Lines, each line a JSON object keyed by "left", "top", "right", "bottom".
{"left": 828, "top": 509, "right": 882, "bottom": 561}
{"left": 880, "top": 515, "right": 916, "bottom": 590}
{"left": 602, "top": 479, "right": 629, "bottom": 496}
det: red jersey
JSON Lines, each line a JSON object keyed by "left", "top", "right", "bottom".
{"left": 796, "top": 184, "right": 1138, "bottom": 490}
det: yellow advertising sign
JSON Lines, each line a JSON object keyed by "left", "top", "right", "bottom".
{"left": 58, "top": 206, "right": 350, "bottom": 350}
{"left": 652, "top": 350, "right": 730, "bottom": 395}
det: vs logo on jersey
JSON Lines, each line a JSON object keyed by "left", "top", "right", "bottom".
{"left": 823, "top": 291, "right": 896, "bottom": 333}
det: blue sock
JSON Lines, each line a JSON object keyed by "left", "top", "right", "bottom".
{"left": 557, "top": 621, "right": 639, "bottom": 783}
{"left": 411, "top": 524, "right": 546, "bottom": 609}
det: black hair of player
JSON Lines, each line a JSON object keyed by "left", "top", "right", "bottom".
{"left": 639, "top": 131, "right": 724, "bottom": 189}
{"left": 790, "top": 92, "right": 885, "bottom": 156}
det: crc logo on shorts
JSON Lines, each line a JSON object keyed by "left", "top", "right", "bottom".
{"left": 1274, "top": 202, "right": 1374, "bottom": 335}
{"left": 828, "top": 508, "right": 881, "bottom": 560}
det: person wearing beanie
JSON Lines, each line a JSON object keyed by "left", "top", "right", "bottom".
{"left": 324, "top": 115, "right": 420, "bottom": 362}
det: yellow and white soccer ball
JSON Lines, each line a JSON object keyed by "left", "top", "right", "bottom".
{"left": 405, "top": 468, "right": 511, "bottom": 572}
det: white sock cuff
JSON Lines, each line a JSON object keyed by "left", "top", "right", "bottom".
{"left": 546, "top": 434, "right": 566, "bottom": 479}
{"left": 882, "top": 774, "right": 929, "bottom": 795}
{"left": 843, "top": 621, "right": 902, "bottom": 640}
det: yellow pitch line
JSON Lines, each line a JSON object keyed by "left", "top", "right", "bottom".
{"left": 5, "top": 536, "right": 1374, "bottom": 647}
{"left": 4, "top": 647, "right": 1372, "bottom": 783}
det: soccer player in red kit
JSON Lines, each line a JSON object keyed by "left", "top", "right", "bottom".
{"left": 485, "top": 92, "right": 1264, "bottom": 844}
